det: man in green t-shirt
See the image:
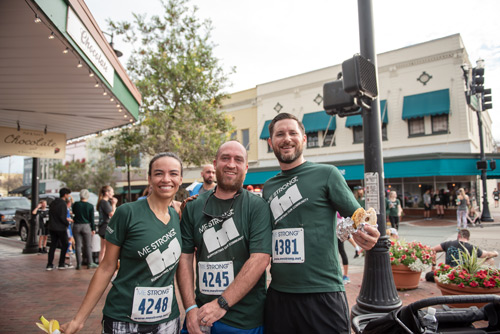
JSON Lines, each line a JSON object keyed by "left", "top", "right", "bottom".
{"left": 177, "top": 141, "right": 272, "bottom": 334}
{"left": 263, "top": 113, "right": 380, "bottom": 334}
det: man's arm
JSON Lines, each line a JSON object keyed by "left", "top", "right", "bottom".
{"left": 198, "top": 252, "right": 270, "bottom": 326}
{"left": 176, "top": 252, "right": 203, "bottom": 334}
{"left": 480, "top": 250, "right": 499, "bottom": 259}
{"left": 352, "top": 225, "right": 380, "bottom": 250}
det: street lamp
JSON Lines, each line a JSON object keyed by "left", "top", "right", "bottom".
{"left": 462, "top": 58, "right": 494, "bottom": 222}
{"left": 102, "top": 31, "right": 123, "bottom": 58}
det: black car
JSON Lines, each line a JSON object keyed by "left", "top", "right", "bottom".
{"left": 0, "top": 196, "right": 31, "bottom": 236}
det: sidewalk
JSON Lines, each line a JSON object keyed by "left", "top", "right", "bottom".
{"left": 1, "top": 206, "right": 499, "bottom": 333}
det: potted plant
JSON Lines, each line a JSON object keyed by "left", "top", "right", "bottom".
{"left": 434, "top": 246, "right": 500, "bottom": 307}
{"left": 389, "top": 239, "right": 433, "bottom": 290}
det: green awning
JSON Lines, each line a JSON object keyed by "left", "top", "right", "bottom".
{"left": 402, "top": 89, "right": 450, "bottom": 120}
{"left": 118, "top": 187, "right": 144, "bottom": 195}
{"left": 259, "top": 120, "right": 272, "bottom": 140}
{"left": 244, "top": 170, "right": 280, "bottom": 185}
{"left": 345, "top": 100, "right": 388, "bottom": 127}
{"left": 302, "top": 111, "right": 336, "bottom": 134}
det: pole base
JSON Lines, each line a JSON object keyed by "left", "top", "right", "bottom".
{"left": 22, "top": 246, "right": 39, "bottom": 254}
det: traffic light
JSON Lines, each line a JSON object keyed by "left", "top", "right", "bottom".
{"left": 471, "top": 67, "right": 485, "bottom": 94}
{"left": 477, "top": 160, "right": 487, "bottom": 170}
{"left": 323, "top": 54, "right": 377, "bottom": 117}
{"left": 323, "top": 80, "right": 361, "bottom": 116}
{"left": 490, "top": 160, "right": 497, "bottom": 171}
{"left": 482, "top": 88, "right": 492, "bottom": 110}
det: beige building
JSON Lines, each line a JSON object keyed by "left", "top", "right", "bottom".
{"left": 222, "top": 34, "right": 499, "bottom": 207}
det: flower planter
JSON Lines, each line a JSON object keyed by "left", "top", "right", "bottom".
{"left": 435, "top": 280, "right": 500, "bottom": 308}
{"left": 391, "top": 264, "right": 421, "bottom": 290}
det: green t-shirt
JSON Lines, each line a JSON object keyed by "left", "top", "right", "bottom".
{"left": 386, "top": 198, "right": 400, "bottom": 217}
{"left": 263, "top": 161, "right": 360, "bottom": 293}
{"left": 72, "top": 201, "right": 95, "bottom": 231}
{"left": 181, "top": 189, "right": 272, "bottom": 329}
{"left": 103, "top": 200, "right": 182, "bottom": 324}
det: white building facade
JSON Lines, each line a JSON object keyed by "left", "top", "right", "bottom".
{"left": 223, "top": 34, "right": 498, "bottom": 207}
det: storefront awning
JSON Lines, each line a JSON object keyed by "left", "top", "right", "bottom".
{"left": 259, "top": 120, "right": 272, "bottom": 140}
{"left": 345, "top": 100, "right": 388, "bottom": 127}
{"left": 0, "top": 0, "right": 141, "bottom": 140}
{"left": 244, "top": 170, "right": 280, "bottom": 185}
{"left": 402, "top": 89, "right": 450, "bottom": 120}
{"left": 302, "top": 111, "right": 336, "bottom": 134}
{"left": 244, "top": 158, "right": 499, "bottom": 184}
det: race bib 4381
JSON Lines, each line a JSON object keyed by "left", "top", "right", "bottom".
{"left": 272, "top": 228, "right": 305, "bottom": 263}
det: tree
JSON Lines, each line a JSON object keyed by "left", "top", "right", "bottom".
{"left": 53, "top": 160, "right": 90, "bottom": 191}
{"left": 99, "top": 126, "right": 142, "bottom": 202}
{"left": 109, "top": 0, "right": 235, "bottom": 166}
{"left": 53, "top": 158, "right": 116, "bottom": 193}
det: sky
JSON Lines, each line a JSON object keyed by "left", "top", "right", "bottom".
{"left": 1, "top": 0, "right": 499, "bottom": 174}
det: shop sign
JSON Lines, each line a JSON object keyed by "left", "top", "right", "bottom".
{"left": 0, "top": 126, "right": 66, "bottom": 159}
{"left": 67, "top": 7, "right": 114, "bottom": 87}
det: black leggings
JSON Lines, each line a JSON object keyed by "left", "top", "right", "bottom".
{"left": 337, "top": 238, "right": 348, "bottom": 266}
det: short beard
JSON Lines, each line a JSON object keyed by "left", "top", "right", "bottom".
{"left": 273, "top": 145, "right": 303, "bottom": 164}
{"left": 216, "top": 170, "right": 243, "bottom": 193}
{"left": 204, "top": 178, "right": 214, "bottom": 185}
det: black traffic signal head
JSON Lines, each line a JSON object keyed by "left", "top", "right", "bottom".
{"left": 477, "top": 160, "right": 488, "bottom": 170}
{"left": 323, "top": 80, "right": 361, "bottom": 117}
{"left": 342, "top": 55, "right": 378, "bottom": 99}
{"left": 482, "top": 88, "right": 492, "bottom": 110}
{"left": 471, "top": 67, "right": 485, "bottom": 94}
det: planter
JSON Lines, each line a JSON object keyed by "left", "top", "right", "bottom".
{"left": 435, "top": 280, "right": 500, "bottom": 308}
{"left": 391, "top": 264, "right": 421, "bottom": 290}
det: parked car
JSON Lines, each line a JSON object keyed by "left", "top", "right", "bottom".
{"left": 14, "top": 192, "right": 99, "bottom": 241}
{"left": 0, "top": 197, "right": 31, "bottom": 236}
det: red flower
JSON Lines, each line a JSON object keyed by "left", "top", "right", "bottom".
{"left": 458, "top": 283, "right": 465, "bottom": 288}
{"left": 470, "top": 281, "right": 479, "bottom": 287}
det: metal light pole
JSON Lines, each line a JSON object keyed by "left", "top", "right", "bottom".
{"left": 464, "top": 59, "right": 494, "bottom": 222}
{"left": 23, "top": 157, "right": 39, "bottom": 254}
{"left": 350, "top": 0, "right": 402, "bottom": 317}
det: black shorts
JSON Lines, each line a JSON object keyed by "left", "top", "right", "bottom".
{"left": 264, "top": 287, "right": 350, "bottom": 334}
{"left": 98, "top": 223, "right": 107, "bottom": 239}
{"left": 38, "top": 222, "right": 49, "bottom": 236}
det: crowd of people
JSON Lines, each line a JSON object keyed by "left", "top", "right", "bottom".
{"left": 32, "top": 112, "right": 495, "bottom": 334}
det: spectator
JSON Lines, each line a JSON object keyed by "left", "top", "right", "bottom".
{"left": 46, "top": 187, "right": 72, "bottom": 270}
{"left": 456, "top": 188, "right": 470, "bottom": 230}
{"left": 72, "top": 189, "right": 98, "bottom": 270}
{"left": 32, "top": 200, "right": 49, "bottom": 253}
{"left": 423, "top": 189, "right": 432, "bottom": 220}
{"left": 97, "top": 186, "right": 117, "bottom": 264}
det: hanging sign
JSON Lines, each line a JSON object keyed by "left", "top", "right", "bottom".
{"left": 66, "top": 7, "right": 114, "bottom": 87}
{"left": 0, "top": 127, "right": 66, "bottom": 159}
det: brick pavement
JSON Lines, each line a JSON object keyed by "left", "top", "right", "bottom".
{"left": 1, "top": 209, "right": 498, "bottom": 333}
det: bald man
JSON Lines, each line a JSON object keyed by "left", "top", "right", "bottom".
{"left": 190, "top": 164, "right": 217, "bottom": 196}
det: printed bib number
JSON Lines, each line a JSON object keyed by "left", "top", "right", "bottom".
{"left": 198, "top": 261, "right": 234, "bottom": 295}
{"left": 131, "top": 285, "right": 173, "bottom": 322}
{"left": 272, "top": 228, "right": 304, "bottom": 263}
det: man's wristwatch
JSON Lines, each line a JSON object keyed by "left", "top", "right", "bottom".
{"left": 217, "top": 296, "right": 230, "bottom": 311}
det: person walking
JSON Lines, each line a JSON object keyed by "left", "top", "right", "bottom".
{"left": 263, "top": 113, "right": 379, "bottom": 334}
{"left": 456, "top": 188, "right": 470, "bottom": 230}
{"left": 177, "top": 141, "right": 272, "bottom": 334}
{"left": 46, "top": 187, "right": 72, "bottom": 270}
{"left": 386, "top": 191, "right": 402, "bottom": 230}
{"left": 493, "top": 188, "right": 499, "bottom": 208}
{"left": 61, "top": 152, "right": 184, "bottom": 334}
{"left": 97, "top": 185, "right": 117, "bottom": 264}
{"left": 72, "top": 189, "right": 98, "bottom": 270}
{"left": 423, "top": 189, "right": 432, "bottom": 220}
{"left": 434, "top": 189, "right": 445, "bottom": 218}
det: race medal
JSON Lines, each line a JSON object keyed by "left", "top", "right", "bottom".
{"left": 198, "top": 261, "right": 234, "bottom": 295}
{"left": 130, "top": 285, "right": 173, "bottom": 322}
{"left": 272, "top": 228, "right": 305, "bottom": 263}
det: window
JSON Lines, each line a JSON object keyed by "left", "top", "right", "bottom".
{"left": 353, "top": 126, "right": 363, "bottom": 143}
{"left": 307, "top": 132, "right": 319, "bottom": 148}
{"left": 408, "top": 117, "right": 425, "bottom": 136}
{"left": 323, "top": 130, "right": 335, "bottom": 147}
{"left": 230, "top": 131, "right": 237, "bottom": 141}
{"left": 432, "top": 115, "right": 448, "bottom": 134}
{"left": 242, "top": 129, "right": 250, "bottom": 150}
{"left": 115, "top": 152, "right": 141, "bottom": 168}
{"left": 382, "top": 124, "right": 388, "bottom": 141}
